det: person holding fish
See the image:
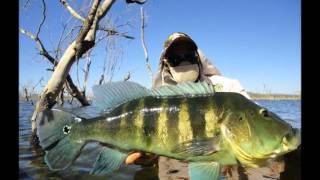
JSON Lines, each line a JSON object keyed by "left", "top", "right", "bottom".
{"left": 152, "top": 32, "right": 252, "bottom": 100}
{"left": 125, "top": 32, "right": 286, "bottom": 180}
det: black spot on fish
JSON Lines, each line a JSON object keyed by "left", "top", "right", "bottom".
{"left": 166, "top": 97, "right": 181, "bottom": 141}
{"left": 107, "top": 118, "right": 121, "bottom": 135}
{"left": 126, "top": 99, "right": 141, "bottom": 126}
{"left": 63, "top": 125, "right": 71, "bottom": 134}
{"left": 143, "top": 96, "right": 161, "bottom": 146}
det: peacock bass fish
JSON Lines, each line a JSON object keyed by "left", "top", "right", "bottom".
{"left": 36, "top": 81, "right": 301, "bottom": 180}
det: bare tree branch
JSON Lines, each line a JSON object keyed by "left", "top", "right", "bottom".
{"left": 59, "top": 0, "right": 85, "bottom": 22}
{"left": 29, "top": 0, "right": 146, "bottom": 142}
{"left": 83, "top": 52, "right": 92, "bottom": 94}
{"left": 24, "top": 88, "right": 30, "bottom": 102}
{"left": 60, "top": 25, "right": 82, "bottom": 50}
{"left": 55, "top": 23, "right": 68, "bottom": 59}
{"left": 19, "top": 28, "right": 89, "bottom": 107}
{"left": 23, "top": 85, "right": 34, "bottom": 105}
{"left": 31, "top": 0, "right": 113, "bottom": 138}
{"left": 32, "top": 77, "right": 44, "bottom": 92}
{"left": 65, "top": 75, "right": 89, "bottom": 106}
{"left": 98, "top": 28, "right": 134, "bottom": 39}
{"left": 75, "top": 0, "right": 101, "bottom": 58}
{"left": 96, "top": 0, "right": 115, "bottom": 19}
{"left": 76, "top": 57, "right": 81, "bottom": 89}
{"left": 102, "top": 33, "right": 125, "bottom": 83}
{"left": 24, "top": 0, "right": 32, "bottom": 9}
{"left": 19, "top": 28, "right": 57, "bottom": 65}
{"left": 96, "top": 34, "right": 108, "bottom": 44}
{"left": 81, "top": 0, "right": 115, "bottom": 45}
{"left": 99, "top": 52, "right": 107, "bottom": 85}
{"left": 116, "top": 21, "right": 134, "bottom": 29}
{"left": 126, "top": 0, "right": 146, "bottom": 4}
{"left": 59, "top": 87, "right": 65, "bottom": 105}
{"left": 140, "top": 7, "right": 153, "bottom": 82}
{"left": 36, "top": 0, "right": 47, "bottom": 38}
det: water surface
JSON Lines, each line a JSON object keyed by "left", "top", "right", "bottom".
{"left": 19, "top": 100, "right": 301, "bottom": 179}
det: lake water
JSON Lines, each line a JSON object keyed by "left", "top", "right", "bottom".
{"left": 19, "top": 100, "right": 301, "bottom": 179}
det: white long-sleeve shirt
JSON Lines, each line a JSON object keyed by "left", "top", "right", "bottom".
{"left": 208, "top": 75, "right": 252, "bottom": 100}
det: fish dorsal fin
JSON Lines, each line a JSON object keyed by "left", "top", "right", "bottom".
{"left": 92, "top": 81, "right": 215, "bottom": 112}
{"left": 92, "top": 81, "right": 152, "bottom": 112}
{"left": 151, "top": 81, "right": 215, "bottom": 96}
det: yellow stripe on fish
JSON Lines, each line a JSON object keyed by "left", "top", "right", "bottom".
{"left": 133, "top": 98, "right": 145, "bottom": 144}
{"left": 178, "top": 98, "right": 193, "bottom": 144}
{"left": 157, "top": 98, "right": 169, "bottom": 149}
{"left": 205, "top": 98, "right": 216, "bottom": 138}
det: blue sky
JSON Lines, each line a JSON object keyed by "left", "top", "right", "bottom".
{"left": 19, "top": 0, "right": 301, "bottom": 95}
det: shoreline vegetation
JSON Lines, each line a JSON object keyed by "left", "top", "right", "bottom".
{"left": 247, "top": 92, "right": 301, "bottom": 100}
{"left": 19, "top": 92, "right": 301, "bottom": 101}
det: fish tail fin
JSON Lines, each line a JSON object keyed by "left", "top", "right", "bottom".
{"left": 36, "top": 109, "right": 85, "bottom": 170}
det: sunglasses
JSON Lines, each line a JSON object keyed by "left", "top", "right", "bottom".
{"left": 166, "top": 52, "right": 199, "bottom": 67}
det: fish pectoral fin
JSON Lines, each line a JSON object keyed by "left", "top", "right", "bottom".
{"left": 172, "top": 137, "right": 220, "bottom": 156}
{"left": 189, "top": 162, "right": 221, "bottom": 180}
{"left": 44, "top": 137, "right": 85, "bottom": 170}
{"left": 90, "top": 147, "right": 128, "bottom": 175}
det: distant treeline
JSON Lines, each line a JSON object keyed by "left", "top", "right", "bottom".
{"left": 248, "top": 92, "right": 301, "bottom": 100}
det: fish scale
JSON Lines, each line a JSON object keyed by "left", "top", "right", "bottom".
{"left": 102, "top": 95, "right": 214, "bottom": 154}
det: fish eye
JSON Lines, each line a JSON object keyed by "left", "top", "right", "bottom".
{"left": 63, "top": 125, "right": 71, "bottom": 134}
{"left": 259, "top": 108, "right": 269, "bottom": 118}
{"left": 238, "top": 116, "right": 243, "bottom": 121}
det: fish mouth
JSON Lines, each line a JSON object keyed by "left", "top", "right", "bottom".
{"left": 221, "top": 125, "right": 301, "bottom": 165}
{"left": 272, "top": 128, "right": 300, "bottom": 156}
{"left": 281, "top": 128, "right": 301, "bottom": 152}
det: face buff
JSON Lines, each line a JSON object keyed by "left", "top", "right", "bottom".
{"left": 169, "top": 64, "right": 200, "bottom": 82}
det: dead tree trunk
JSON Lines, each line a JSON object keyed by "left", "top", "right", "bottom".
{"left": 30, "top": 0, "right": 113, "bottom": 141}
{"left": 65, "top": 75, "right": 89, "bottom": 105}
{"left": 59, "top": 87, "right": 65, "bottom": 106}
{"left": 24, "top": 88, "right": 34, "bottom": 105}
{"left": 26, "top": 0, "right": 146, "bottom": 143}
{"left": 24, "top": 88, "right": 30, "bottom": 102}
{"left": 140, "top": 7, "right": 153, "bottom": 82}
{"left": 18, "top": 28, "right": 91, "bottom": 106}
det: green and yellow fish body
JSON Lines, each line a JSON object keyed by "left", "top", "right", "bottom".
{"left": 37, "top": 81, "right": 300, "bottom": 180}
